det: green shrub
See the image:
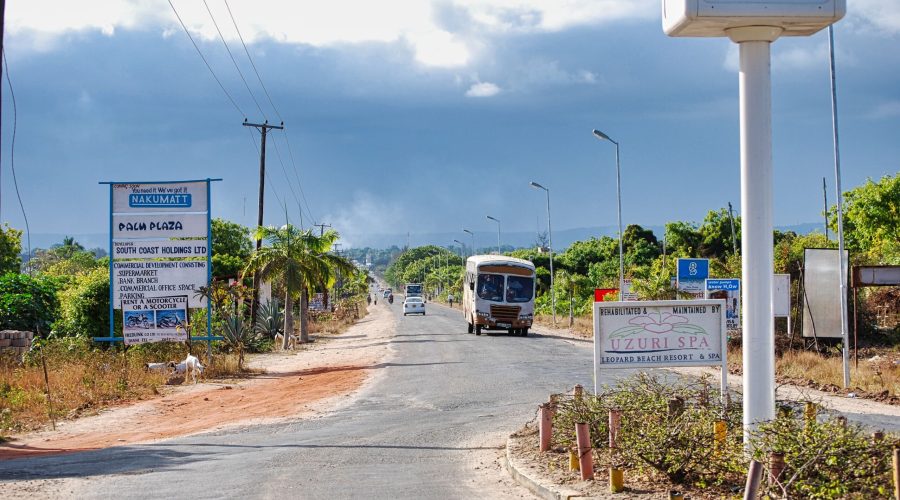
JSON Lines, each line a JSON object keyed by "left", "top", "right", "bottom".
{"left": 53, "top": 267, "right": 116, "bottom": 338}
{"left": 751, "top": 412, "right": 896, "bottom": 499}
{"left": 0, "top": 273, "right": 59, "bottom": 332}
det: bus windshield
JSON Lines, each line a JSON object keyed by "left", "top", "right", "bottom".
{"left": 477, "top": 274, "right": 504, "bottom": 302}
{"left": 406, "top": 284, "right": 422, "bottom": 295}
{"left": 505, "top": 276, "right": 534, "bottom": 303}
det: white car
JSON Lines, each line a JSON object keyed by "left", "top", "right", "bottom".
{"left": 403, "top": 296, "right": 426, "bottom": 316}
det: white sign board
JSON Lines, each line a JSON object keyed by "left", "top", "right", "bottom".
{"left": 593, "top": 299, "right": 728, "bottom": 396}
{"left": 621, "top": 278, "right": 639, "bottom": 301}
{"left": 802, "top": 248, "right": 848, "bottom": 338}
{"left": 112, "top": 213, "right": 207, "bottom": 239}
{"left": 113, "top": 261, "right": 208, "bottom": 308}
{"left": 122, "top": 295, "right": 188, "bottom": 345}
{"left": 705, "top": 279, "right": 741, "bottom": 332}
{"left": 112, "top": 182, "right": 209, "bottom": 214}
{"left": 113, "top": 240, "right": 208, "bottom": 260}
{"left": 773, "top": 274, "right": 791, "bottom": 318}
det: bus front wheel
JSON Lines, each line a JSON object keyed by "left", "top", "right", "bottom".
{"left": 467, "top": 322, "right": 473, "bottom": 334}
{"left": 475, "top": 324, "right": 482, "bottom": 336}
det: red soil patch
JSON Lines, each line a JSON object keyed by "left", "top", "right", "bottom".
{"left": 0, "top": 364, "right": 369, "bottom": 460}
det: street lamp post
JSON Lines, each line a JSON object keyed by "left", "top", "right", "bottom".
{"left": 592, "top": 129, "right": 625, "bottom": 295}
{"left": 530, "top": 181, "right": 556, "bottom": 326}
{"left": 462, "top": 229, "right": 475, "bottom": 258}
{"left": 486, "top": 216, "right": 501, "bottom": 255}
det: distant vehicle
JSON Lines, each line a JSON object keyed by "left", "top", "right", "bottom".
{"left": 405, "top": 283, "right": 423, "bottom": 299}
{"left": 383, "top": 290, "right": 391, "bottom": 298}
{"left": 463, "top": 255, "right": 536, "bottom": 336}
{"left": 403, "top": 296, "right": 426, "bottom": 316}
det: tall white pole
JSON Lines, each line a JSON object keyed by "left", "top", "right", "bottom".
{"left": 729, "top": 26, "right": 781, "bottom": 444}
{"left": 614, "top": 142, "right": 625, "bottom": 295}
{"left": 828, "top": 25, "right": 851, "bottom": 388}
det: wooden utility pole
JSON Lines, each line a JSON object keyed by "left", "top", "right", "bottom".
{"left": 243, "top": 119, "right": 283, "bottom": 324}
{"left": 313, "top": 223, "right": 331, "bottom": 237}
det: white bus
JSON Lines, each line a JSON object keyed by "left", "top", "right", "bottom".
{"left": 405, "top": 283, "right": 423, "bottom": 299}
{"left": 463, "top": 255, "right": 536, "bottom": 336}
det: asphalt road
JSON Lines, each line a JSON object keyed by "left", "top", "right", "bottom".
{"left": 0, "top": 300, "right": 613, "bottom": 499}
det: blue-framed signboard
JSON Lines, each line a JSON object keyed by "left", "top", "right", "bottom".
{"left": 95, "top": 179, "right": 222, "bottom": 345}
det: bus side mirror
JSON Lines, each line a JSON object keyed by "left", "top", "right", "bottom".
{"left": 469, "top": 282, "right": 474, "bottom": 290}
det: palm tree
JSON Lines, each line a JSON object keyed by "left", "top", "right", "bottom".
{"left": 244, "top": 225, "right": 354, "bottom": 348}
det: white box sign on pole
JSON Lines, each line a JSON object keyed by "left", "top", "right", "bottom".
{"left": 112, "top": 182, "right": 209, "bottom": 214}
{"left": 773, "top": 273, "right": 791, "bottom": 317}
{"left": 113, "top": 260, "right": 208, "bottom": 308}
{"left": 122, "top": 295, "right": 189, "bottom": 345}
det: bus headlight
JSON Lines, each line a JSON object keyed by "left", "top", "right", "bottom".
{"left": 476, "top": 311, "right": 490, "bottom": 318}
{"left": 518, "top": 313, "right": 533, "bottom": 320}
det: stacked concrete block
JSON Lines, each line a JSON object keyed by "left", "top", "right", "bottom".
{"left": 0, "top": 330, "right": 33, "bottom": 358}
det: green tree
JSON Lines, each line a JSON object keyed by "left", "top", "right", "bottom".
{"left": 244, "top": 226, "right": 354, "bottom": 347}
{"left": 0, "top": 224, "right": 23, "bottom": 275}
{"left": 54, "top": 266, "right": 114, "bottom": 338}
{"left": 829, "top": 173, "right": 900, "bottom": 264}
{"left": 558, "top": 236, "right": 617, "bottom": 276}
{"left": 698, "top": 208, "right": 741, "bottom": 258}
{"left": 0, "top": 273, "right": 59, "bottom": 333}
{"left": 211, "top": 218, "right": 253, "bottom": 279}
{"left": 664, "top": 221, "right": 702, "bottom": 258}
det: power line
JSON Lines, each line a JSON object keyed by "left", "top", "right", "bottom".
{"left": 268, "top": 133, "right": 303, "bottom": 219}
{"left": 223, "top": 0, "right": 281, "bottom": 121}
{"left": 168, "top": 0, "right": 245, "bottom": 119}
{"left": 279, "top": 130, "right": 317, "bottom": 225}
{"left": 202, "top": 0, "right": 266, "bottom": 119}
{"left": 221, "top": 1, "right": 317, "bottom": 225}
{"left": 2, "top": 49, "right": 31, "bottom": 272}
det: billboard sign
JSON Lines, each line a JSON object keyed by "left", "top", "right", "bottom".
{"left": 802, "top": 248, "right": 848, "bottom": 338}
{"left": 101, "top": 179, "right": 217, "bottom": 345}
{"left": 593, "top": 300, "right": 727, "bottom": 393}
{"left": 594, "top": 288, "right": 618, "bottom": 302}
{"left": 705, "top": 278, "right": 740, "bottom": 332}
{"left": 676, "top": 258, "right": 709, "bottom": 297}
{"left": 122, "top": 295, "right": 188, "bottom": 345}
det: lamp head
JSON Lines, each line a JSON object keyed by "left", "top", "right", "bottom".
{"left": 486, "top": 215, "right": 499, "bottom": 222}
{"left": 592, "top": 129, "right": 612, "bottom": 142}
{"left": 529, "top": 181, "right": 546, "bottom": 190}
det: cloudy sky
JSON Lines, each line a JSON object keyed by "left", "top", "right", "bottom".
{"left": 2, "top": 0, "right": 898, "bottom": 248}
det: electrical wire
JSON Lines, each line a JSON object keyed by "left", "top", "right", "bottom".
{"left": 223, "top": 0, "right": 281, "bottom": 122}
{"left": 222, "top": 0, "right": 318, "bottom": 225}
{"left": 168, "top": 0, "right": 246, "bottom": 119}
{"left": 268, "top": 134, "right": 303, "bottom": 220}
{"left": 2, "top": 50, "right": 32, "bottom": 273}
{"left": 202, "top": 0, "right": 266, "bottom": 120}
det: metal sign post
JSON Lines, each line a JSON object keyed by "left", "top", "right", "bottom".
{"left": 663, "top": 0, "right": 846, "bottom": 443}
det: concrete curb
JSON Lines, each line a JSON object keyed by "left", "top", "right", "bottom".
{"left": 504, "top": 434, "right": 586, "bottom": 500}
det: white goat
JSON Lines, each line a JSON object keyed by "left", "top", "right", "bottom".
{"left": 145, "top": 361, "right": 175, "bottom": 374}
{"left": 274, "top": 332, "right": 299, "bottom": 350}
{"left": 173, "top": 354, "right": 205, "bottom": 384}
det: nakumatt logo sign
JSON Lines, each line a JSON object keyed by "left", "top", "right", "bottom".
{"left": 129, "top": 193, "right": 192, "bottom": 208}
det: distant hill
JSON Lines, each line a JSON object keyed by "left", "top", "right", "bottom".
{"left": 340, "top": 223, "right": 827, "bottom": 251}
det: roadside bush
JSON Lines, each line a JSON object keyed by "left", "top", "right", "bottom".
{"left": 0, "top": 273, "right": 59, "bottom": 333}
{"left": 751, "top": 412, "right": 896, "bottom": 499}
{"left": 53, "top": 267, "right": 115, "bottom": 338}
{"left": 548, "top": 374, "right": 896, "bottom": 498}
{"left": 552, "top": 373, "right": 743, "bottom": 490}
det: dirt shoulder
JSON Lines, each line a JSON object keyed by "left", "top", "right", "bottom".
{"left": 0, "top": 304, "right": 397, "bottom": 460}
